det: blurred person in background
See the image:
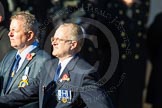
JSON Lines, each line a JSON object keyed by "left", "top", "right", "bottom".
{"left": 0, "top": 1, "right": 12, "bottom": 61}
{"left": 96, "top": 0, "right": 150, "bottom": 108}
{"left": 146, "top": 12, "right": 162, "bottom": 108}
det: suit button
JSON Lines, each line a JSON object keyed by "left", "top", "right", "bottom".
{"left": 136, "top": 43, "right": 140, "bottom": 48}
{"left": 138, "top": 32, "right": 142, "bottom": 37}
{"left": 135, "top": 9, "right": 140, "bottom": 14}
{"left": 134, "top": 54, "right": 139, "bottom": 60}
{"left": 121, "top": 54, "right": 127, "bottom": 60}
{"left": 137, "top": 20, "right": 142, "bottom": 26}
{"left": 121, "top": 32, "right": 126, "bottom": 37}
{"left": 119, "top": 10, "right": 123, "bottom": 15}
{"left": 121, "top": 43, "right": 126, "bottom": 48}
{"left": 120, "top": 20, "right": 125, "bottom": 25}
{"left": 90, "top": 14, "right": 95, "bottom": 18}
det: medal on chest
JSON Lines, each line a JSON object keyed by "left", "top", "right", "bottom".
{"left": 18, "top": 67, "right": 30, "bottom": 87}
{"left": 57, "top": 89, "right": 72, "bottom": 103}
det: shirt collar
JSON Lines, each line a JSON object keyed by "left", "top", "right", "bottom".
{"left": 58, "top": 56, "right": 74, "bottom": 77}
{"left": 17, "top": 40, "right": 39, "bottom": 58}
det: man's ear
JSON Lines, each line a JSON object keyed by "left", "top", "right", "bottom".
{"left": 27, "top": 31, "right": 35, "bottom": 41}
{"left": 70, "top": 41, "right": 77, "bottom": 50}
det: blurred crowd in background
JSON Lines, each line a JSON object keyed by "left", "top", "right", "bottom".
{"left": 0, "top": 0, "right": 162, "bottom": 108}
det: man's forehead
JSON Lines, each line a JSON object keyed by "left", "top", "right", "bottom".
{"left": 55, "top": 26, "right": 71, "bottom": 37}
{"left": 10, "top": 19, "right": 23, "bottom": 28}
{"left": 58, "top": 25, "right": 71, "bottom": 30}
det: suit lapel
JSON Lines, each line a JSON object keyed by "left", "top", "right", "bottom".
{"left": 41, "top": 59, "right": 58, "bottom": 107}
{"left": 44, "top": 59, "right": 59, "bottom": 86}
{"left": 3, "top": 51, "right": 17, "bottom": 92}
{"left": 17, "top": 47, "right": 40, "bottom": 73}
{"left": 56, "top": 55, "right": 79, "bottom": 90}
{"left": 5, "top": 47, "right": 40, "bottom": 93}
{"left": 55, "top": 74, "right": 67, "bottom": 91}
{"left": 6, "top": 59, "right": 30, "bottom": 92}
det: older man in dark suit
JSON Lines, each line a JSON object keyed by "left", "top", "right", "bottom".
{"left": 0, "top": 23, "right": 114, "bottom": 108}
{"left": 0, "top": 11, "right": 51, "bottom": 108}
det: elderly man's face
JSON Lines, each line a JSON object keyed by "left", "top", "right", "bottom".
{"left": 8, "top": 19, "right": 29, "bottom": 52}
{"left": 51, "top": 26, "right": 74, "bottom": 60}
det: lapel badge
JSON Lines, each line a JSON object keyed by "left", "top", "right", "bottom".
{"left": 60, "top": 73, "right": 70, "bottom": 82}
{"left": 26, "top": 53, "right": 36, "bottom": 61}
{"left": 18, "top": 75, "right": 29, "bottom": 88}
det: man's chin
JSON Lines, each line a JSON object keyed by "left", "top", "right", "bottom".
{"left": 52, "top": 52, "right": 56, "bottom": 56}
{"left": 11, "top": 45, "right": 18, "bottom": 49}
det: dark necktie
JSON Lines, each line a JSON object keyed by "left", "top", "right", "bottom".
{"left": 11, "top": 54, "right": 21, "bottom": 76}
{"left": 5, "top": 54, "right": 21, "bottom": 93}
{"left": 54, "top": 63, "right": 61, "bottom": 81}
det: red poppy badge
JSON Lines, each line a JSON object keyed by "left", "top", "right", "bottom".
{"left": 61, "top": 73, "right": 70, "bottom": 82}
{"left": 26, "top": 53, "right": 35, "bottom": 61}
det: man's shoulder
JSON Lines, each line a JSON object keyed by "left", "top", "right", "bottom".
{"left": 70, "top": 55, "right": 96, "bottom": 73}
{"left": 2, "top": 50, "right": 16, "bottom": 59}
{"left": 34, "top": 49, "right": 52, "bottom": 60}
{"left": 77, "top": 56, "right": 94, "bottom": 69}
{"left": 0, "top": 50, "right": 16, "bottom": 67}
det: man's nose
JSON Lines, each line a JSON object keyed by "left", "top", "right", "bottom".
{"left": 8, "top": 31, "right": 13, "bottom": 37}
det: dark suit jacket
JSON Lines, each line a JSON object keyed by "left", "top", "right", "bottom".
{"left": 0, "top": 55, "right": 114, "bottom": 108}
{"left": 0, "top": 47, "right": 51, "bottom": 108}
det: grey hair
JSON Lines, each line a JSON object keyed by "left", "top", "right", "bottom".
{"left": 60, "top": 23, "right": 85, "bottom": 52}
{"left": 10, "top": 11, "right": 39, "bottom": 36}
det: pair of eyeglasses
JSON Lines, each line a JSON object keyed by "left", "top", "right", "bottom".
{"left": 51, "top": 37, "right": 72, "bottom": 43}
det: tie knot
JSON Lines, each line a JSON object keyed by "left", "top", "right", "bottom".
{"left": 16, "top": 54, "right": 21, "bottom": 60}
{"left": 56, "top": 63, "right": 62, "bottom": 74}
{"left": 58, "top": 63, "right": 61, "bottom": 69}
{"left": 54, "top": 63, "right": 62, "bottom": 81}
